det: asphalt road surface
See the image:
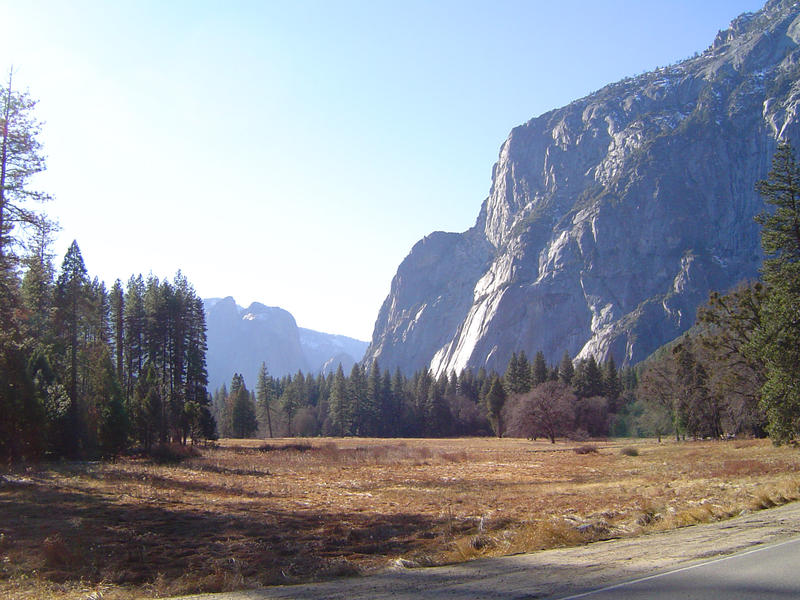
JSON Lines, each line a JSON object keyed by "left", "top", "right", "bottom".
{"left": 559, "top": 536, "right": 800, "bottom": 599}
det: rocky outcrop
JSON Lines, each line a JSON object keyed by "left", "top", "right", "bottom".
{"left": 204, "top": 297, "right": 367, "bottom": 391}
{"left": 365, "top": 0, "right": 800, "bottom": 375}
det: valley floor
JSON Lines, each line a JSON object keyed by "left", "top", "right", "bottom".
{"left": 174, "top": 500, "right": 800, "bottom": 600}
{"left": 1, "top": 437, "right": 799, "bottom": 599}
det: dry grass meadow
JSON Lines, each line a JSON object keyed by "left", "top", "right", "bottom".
{"left": 2, "top": 436, "right": 800, "bottom": 599}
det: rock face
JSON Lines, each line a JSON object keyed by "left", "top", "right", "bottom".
{"left": 204, "top": 297, "right": 368, "bottom": 391}
{"left": 365, "top": 0, "right": 800, "bottom": 375}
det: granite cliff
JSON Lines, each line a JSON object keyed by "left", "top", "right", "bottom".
{"left": 365, "top": 0, "right": 800, "bottom": 375}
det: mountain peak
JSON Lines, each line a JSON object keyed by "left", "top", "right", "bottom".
{"left": 204, "top": 297, "right": 367, "bottom": 390}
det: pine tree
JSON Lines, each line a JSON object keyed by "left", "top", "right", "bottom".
{"left": 20, "top": 216, "right": 56, "bottom": 344}
{"left": 0, "top": 73, "right": 51, "bottom": 460}
{"left": 363, "top": 360, "right": 382, "bottom": 436}
{"left": 558, "top": 351, "right": 574, "bottom": 386}
{"left": 85, "top": 342, "right": 128, "bottom": 456}
{"left": 349, "top": 363, "right": 368, "bottom": 435}
{"left": 123, "top": 275, "right": 146, "bottom": 399}
{"left": 53, "top": 241, "right": 90, "bottom": 454}
{"left": 753, "top": 141, "right": 800, "bottom": 443}
{"left": 231, "top": 379, "right": 258, "bottom": 438}
{"left": 131, "top": 361, "right": 162, "bottom": 450}
{"left": 425, "top": 381, "right": 451, "bottom": 436}
{"left": 280, "top": 372, "right": 302, "bottom": 436}
{"left": 0, "top": 68, "right": 52, "bottom": 270}
{"left": 531, "top": 351, "right": 548, "bottom": 387}
{"left": 485, "top": 376, "right": 507, "bottom": 437}
{"left": 256, "top": 362, "right": 274, "bottom": 438}
{"left": 329, "top": 364, "right": 350, "bottom": 436}
{"left": 389, "top": 368, "right": 406, "bottom": 436}
{"left": 573, "top": 356, "right": 603, "bottom": 398}
{"left": 109, "top": 279, "right": 124, "bottom": 378}
{"left": 603, "top": 356, "right": 621, "bottom": 409}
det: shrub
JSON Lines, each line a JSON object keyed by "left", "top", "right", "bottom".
{"left": 573, "top": 444, "right": 598, "bottom": 455}
{"left": 620, "top": 447, "right": 639, "bottom": 456}
{"left": 150, "top": 443, "right": 200, "bottom": 464}
{"left": 258, "top": 442, "right": 313, "bottom": 453}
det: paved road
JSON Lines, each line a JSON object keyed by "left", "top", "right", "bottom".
{"left": 558, "top": 536, "right": 800, "bottom": 599}
{"left": 174, "top": 502, "right": 800, "bottom": 600}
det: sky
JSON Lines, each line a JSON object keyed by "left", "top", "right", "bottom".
{"left": 2, "top": 0, "right": 764, "bottom": 341}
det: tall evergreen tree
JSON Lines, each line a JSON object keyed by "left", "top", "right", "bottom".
{"left": 485, "top": 376, "right": 507, "bottom": 437}
{"left": 280, "top": 372, "right": 302, "bottom": 436}
{"left": 20, "top": 216, "right": 56, "bottom": 345}
{"left": 256, "top": 362, "right": 275, "bottom": 438}
{"left": 531, "top": 351, "right": 548, "bottom": 387}
{"left": 329, "top": 364, "right": 350, "bottom": 436}
{"left": 53, "top": 241, "right": 90, "bottom": 454}
{"left": 364, "top": 359, "right": 382, "bottom": 436}
{"left": 753, "top": 141, "right": 800, "bottom": 443}
{"left": 0, "top": 68, "right": 52, "bottom": 270}
{"left": 558, "top": 351, "right": 574, "bottom": 386}
{"left": 603, "top": 356, "right": 622, "bottom": 409}
{"left": 573, "top": 356, "right": 603, "bottom": 398}
{"left": 109, "top": 279, "right": 124, "bottom": 378}
{"left": 123, "top": 274, "right": 146, "bottom": 399}
{"left": 230, "top": 378, "right": 258, "bottom": 438}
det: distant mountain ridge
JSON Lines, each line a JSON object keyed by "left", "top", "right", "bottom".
{"left": 365, "top": 0, "right": 800, "bottom": 375}
{"left": 204, "top": 297, "right": 368, "bottom": 391}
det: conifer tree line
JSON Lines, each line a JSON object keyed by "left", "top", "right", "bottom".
{"left": 210, "top": 352, "right": 638, "bottom": 441}
{"left": 0, "top": 72, "right": 214, "bottom": 460}
{"left": 1, "top": 238, "right": 215, "bottom": 460}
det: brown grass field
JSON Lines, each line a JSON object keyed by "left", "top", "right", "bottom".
{"left": 2, "top": 437, "right": 800, "bottom": 599}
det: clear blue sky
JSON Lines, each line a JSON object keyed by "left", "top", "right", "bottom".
{"left": 2, "top": 0, "right": 764, "bottom": 340}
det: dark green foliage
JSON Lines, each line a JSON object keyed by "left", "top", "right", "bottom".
{"left": 0, "top": 341, "right": 43, "bottom": 459}
{"left": 486, "top": 376, "right": 507, "bottom": 437}
{"left": 2, "top": 249, "right": 213, "bottom": 459}
{"left": 504, "top": 352, "right": 532, "bottom": 395}
{"left": 231, "top": 380, "right": 258, "bottom": 439}
{"left": 328, "top": 364, "right": 350, "bottom": 436}
{"left": 755, "top": 142, "right": 800, "bottom": 278}
{"left": 752, "top": 142, "right": 800, "bottom": 444}
{"left": 572, "top": 356, "right": 604, "bottom": 398}
{"left": 531, "top": 351, "right": 548, "bottom": 387}
{"left": 558, "top": 351, "right": 574, "bottom": 386}
{"left": 603, "top": 356, "right": 621, "bottom": 408}
{"left": 256, "top": 362, "right": 275, "bottom": 438}
{"left": 280, "top": 372, "right": 303, "bottom": 436}
{"left": 0, "top": 80, "right": 213, "bottom": 461}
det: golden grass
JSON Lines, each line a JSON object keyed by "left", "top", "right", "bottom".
{"left": 1, "top": 437, "right": 800, "bottom": 598}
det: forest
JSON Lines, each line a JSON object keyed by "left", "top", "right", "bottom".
{"left": 0, "top": 74, "right": 215, "bottom": 461}
{"left": 3, "top": 76, "right": 800, "bottom": 464}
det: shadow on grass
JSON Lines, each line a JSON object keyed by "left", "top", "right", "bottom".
{"left": 0, "top": 474, "right": 440, "bottom": 595}
{"left": 89, "top": 466, "right": 275, "bottom": 498}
